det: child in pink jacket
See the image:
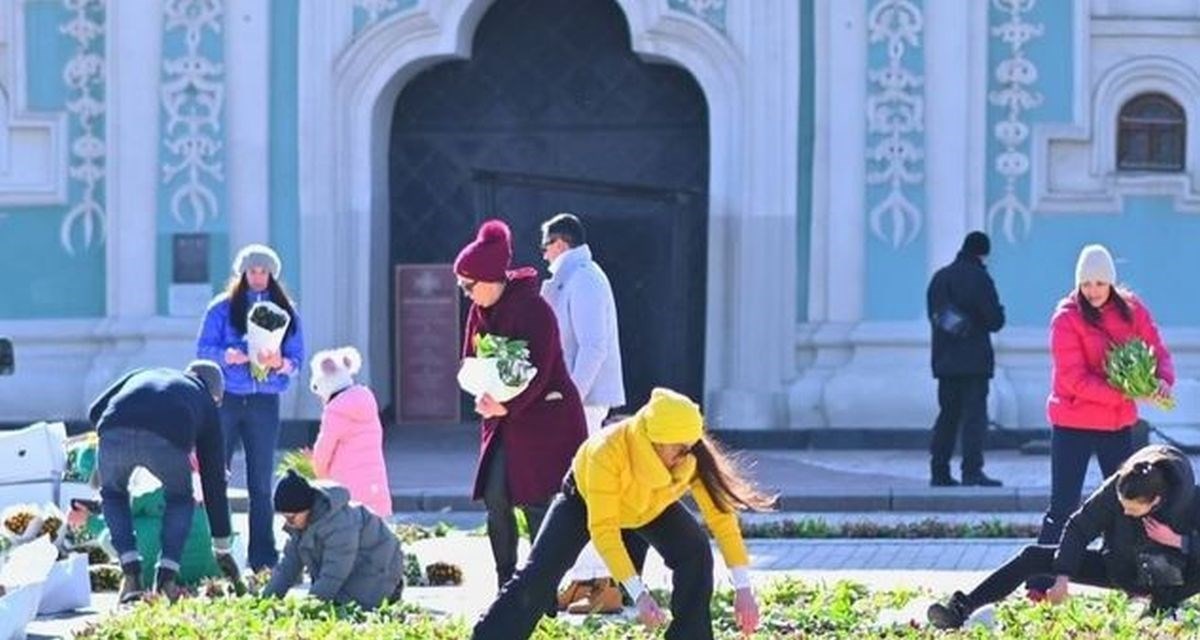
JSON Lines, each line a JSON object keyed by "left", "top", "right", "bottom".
{"left": 309, "top": 347, "right": 392, "bottom": 518}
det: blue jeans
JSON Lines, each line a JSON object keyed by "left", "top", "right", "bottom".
{"left": 1038, "top": 425, "right": 1134, "bottom": 544}
{"left": 221, "top": 393, "right": 281, "bottom": 570}
{"left": 98, "top": 428, "right": 194, "bottom": 573}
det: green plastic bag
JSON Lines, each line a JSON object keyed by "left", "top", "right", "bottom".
{"left": 131, "top": 488, "right": 222, "bottom": 586}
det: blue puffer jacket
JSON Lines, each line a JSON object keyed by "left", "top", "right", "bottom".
{"left": 196, "top": 291, "right": 305, "bottom": 396}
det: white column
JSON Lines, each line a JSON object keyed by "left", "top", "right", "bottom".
{"left": 106, "top": 1, "right": 161, "bottom": 318}
{"left": 824, "top": 0, "right": 867, "bottom": 322}
{"left": 701, "top": 0, "right": 800, "bottom": 429}
{"left": 924, "top": 0, "right": 972, "bottom": 272}
{"left": 226, "top": 0, "right": 271, "bottom": 249}
{"left": 296, "top": 1, "right": 344, "bottom": 419}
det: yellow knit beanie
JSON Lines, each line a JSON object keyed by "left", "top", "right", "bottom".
{"left": 637, "top": 387, "right": 704, "bottom": 444}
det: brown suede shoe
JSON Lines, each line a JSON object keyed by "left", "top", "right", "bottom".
{"left": 566, "top": 578, "right": 624, "bottom": 615}
{"left": 557, "top": 579, "right": 593, "bottom": 611}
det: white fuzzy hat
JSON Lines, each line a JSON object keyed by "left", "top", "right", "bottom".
{"left": 1075, "top": 244, "right": 1117, "bottom": 286}
{"left": 309, "top": 347, "right": 362, "bottom": 400}
{"left": 233, "top": 243, "right": 281, "bottom": 277}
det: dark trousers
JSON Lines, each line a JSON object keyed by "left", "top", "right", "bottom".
{"left": 1038, "top": 425, "right": 1134, "bottom": 544}
{"left": 98, "top": 428, "right": 195, "bottom": 572}
{"left": 220, "top": 393, "right": 281, "bottom": 571}
{"left": 472, "top": 481, "right": 712, "bottom": 640}
{"left": 965, "top": 544, "right": 1200, "bottom": 611}
{"left": 930, "top": 376, "right": 990, "bottom": 477}
{"left": 482, "top": 442, "right": 550, "bottom": 588}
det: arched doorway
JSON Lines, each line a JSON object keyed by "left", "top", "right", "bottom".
{"left": 389, "top": 0, "right": 710, "bottom": 412}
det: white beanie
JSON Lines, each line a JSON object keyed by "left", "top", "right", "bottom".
{"left": 233, "top": 243, "right": 281, "bottom": 277}
{"left": 1075, "top": 244, "right": 1117, "bottom": 287}
{"left": 309, "top": 347, "right": 362, "bottom": 400}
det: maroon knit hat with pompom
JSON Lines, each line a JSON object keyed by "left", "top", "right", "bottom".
{"left": 454, "top": 219, "right": 513, "bottom": 283}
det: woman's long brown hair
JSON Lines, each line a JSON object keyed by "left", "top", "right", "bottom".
{"left": 224, "top": 273, "right": 298, "bottom": 339}
{"left": 692, "top": 435, "right": 777, "bottom": 513}
{"left": 1076, "top": 285, "right": 1133, "bottom": 328}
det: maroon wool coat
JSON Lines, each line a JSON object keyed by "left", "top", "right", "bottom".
{"left": 463, "top": 268, "right": 587, "bottom": 505}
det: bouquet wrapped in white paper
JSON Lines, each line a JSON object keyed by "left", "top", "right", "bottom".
{"left": 246, "top": 301, "right": 291, "bottom": 382}
{"left": 457, "top": 334, "right": 537, "bottom": 403}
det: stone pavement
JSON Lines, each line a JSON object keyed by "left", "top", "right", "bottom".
{"left": 227, "top": 422, "right": 1194, "bottom": 513}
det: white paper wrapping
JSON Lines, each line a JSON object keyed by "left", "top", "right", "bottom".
{"left": 457, "top": 357, "right": 537, "bottom": 403}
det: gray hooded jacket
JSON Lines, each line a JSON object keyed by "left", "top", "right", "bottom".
{"left": 264, "top": 483, "right": 403, "bottom": 609}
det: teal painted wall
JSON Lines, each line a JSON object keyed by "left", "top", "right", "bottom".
{"left": 863, "top": 0, "right": 926, "bottom": 321}
{"left": 0, "top": 0, "right": 105, "bottom": 319}
{"left": 797, "top": 0, "right": 813, "bottom": 322}
{"left": 270, "top": 0, "right": 301, "bottom": 291}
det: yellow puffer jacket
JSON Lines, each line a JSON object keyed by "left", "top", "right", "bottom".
{"left": 572, "top": 416, "right": 749, "bottom": 583}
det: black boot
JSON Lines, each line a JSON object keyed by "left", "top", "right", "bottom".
{"left": 155, "top": 567, "right": 184, "bottom": 603}
{"left": 927, "top": 591, "right": 973, "bottom": 629}
{"left": 118, "top": 561, "right": 145, "bottom": 605}
{"left": 961, "top": 472, "right": 1003, "bottom": 487}
{"left": 930, "top": 465, "right": 959, "bottom": 487}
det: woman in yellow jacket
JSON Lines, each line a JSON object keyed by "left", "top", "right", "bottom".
{"left": 472, "top": 387, "right": 776, "bottom": 640}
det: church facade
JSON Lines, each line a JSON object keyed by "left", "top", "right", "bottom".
{"left": 2, "top": 0, "right": 1198, "bottom": 436}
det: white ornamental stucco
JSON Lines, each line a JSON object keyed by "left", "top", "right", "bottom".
{"left": 865, "top": 0, "right": 924, "bottom": 249}
{"left": 60, "top": 0, "right": 106, "bottom": 254}
{"left": 987, "top": 0, "right": 1043, "bottom": 243}
{"left": 160, "top": 0, "right": 225, "bottom": 230}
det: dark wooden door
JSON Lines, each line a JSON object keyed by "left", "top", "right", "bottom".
{"left": 389, "top": 0, "right": 709, "bottom": 413}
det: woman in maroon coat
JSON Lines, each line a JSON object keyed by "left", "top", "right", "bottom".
{"left": 454, "top": 219, "right": 588, "bottom": 593}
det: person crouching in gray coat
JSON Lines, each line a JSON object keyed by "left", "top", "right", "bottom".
{"left": 262, "top": 470, "right": 404, "bottom": 609}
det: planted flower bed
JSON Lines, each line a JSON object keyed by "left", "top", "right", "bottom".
{"left": 76, "top": 578, "right": 1200, "bottom": 639}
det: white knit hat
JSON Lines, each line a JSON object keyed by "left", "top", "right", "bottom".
{"left": 233, "top": 243, "right": 281, "bottom": 277}
{"left": 1075, "top": 244, "right": 1117, "bottom": 286}
{"left": 309, "top": 347, "right": 362, "bottom": 400}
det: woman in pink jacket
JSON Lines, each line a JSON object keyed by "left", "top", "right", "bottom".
{"left": 1036, "top": 245, "right": 1175, "bottom": 553}
{"left": 309, "top": 347, "right": 392, "bottom": 518}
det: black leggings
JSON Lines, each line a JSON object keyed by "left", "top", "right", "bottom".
{"left": 472, "top": 481, "right": 714, "bottom": 640}
{"left": 967, "top": 544, "right": 1200, "bottom": 611}
{"left": 482, "top": 443, "right": 549, "bottom": 588}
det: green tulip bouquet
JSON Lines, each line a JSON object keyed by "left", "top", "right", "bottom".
{"left": 1105, "top": 338, "right": 1174, "bottom": 410}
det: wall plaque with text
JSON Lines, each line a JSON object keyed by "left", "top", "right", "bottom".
{"left": 394, "top": 265, "right": 461, "bottom": 423}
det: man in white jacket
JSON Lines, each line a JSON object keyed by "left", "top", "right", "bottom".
{"left": 539, "top": 212, "right": 638, "bottom": 614}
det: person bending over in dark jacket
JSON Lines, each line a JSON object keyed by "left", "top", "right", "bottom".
{"left": 929, "top": 444, "right": 1200, "bottom": 628}
{"left": 262, "top": 471, "right": 404, "bottom": 609}
{"left": 90, "top": 362, "right": 243, "bottom": 603}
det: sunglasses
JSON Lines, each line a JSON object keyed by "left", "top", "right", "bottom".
{"left": 457, "top": 278, "right": 478, "bottom": 293}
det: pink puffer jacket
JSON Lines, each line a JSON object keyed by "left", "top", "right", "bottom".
{"left": 311, "top": 385, "right": 392, "bottom": 518}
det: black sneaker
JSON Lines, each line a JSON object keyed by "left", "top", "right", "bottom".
{"left": 930, "top": 475, "right": 960, "bottom": 487}
{"left": 962, "top": 473, "right": 1003, "bottom": 487}
{"left": 927, "top": 591, "right": 972, "bottom": 629}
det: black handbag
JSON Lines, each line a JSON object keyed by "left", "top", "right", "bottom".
{"left": 932, "top": 304, "right": 971, "bottom": 338}
{"left": 1136, "top": 548, "right": 1186, "bottom": 589}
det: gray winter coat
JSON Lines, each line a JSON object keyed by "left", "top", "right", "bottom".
{"left": 541, "top": 244, "right": 626, "bottom": 408}
{"left": 263, "top": 483, "right": 403, "bottom": 609}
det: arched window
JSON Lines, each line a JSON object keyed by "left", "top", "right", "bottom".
{"left": 1117, "top": 93, "right": 1185, "bottom": 172}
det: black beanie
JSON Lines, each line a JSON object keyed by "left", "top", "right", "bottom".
{"left": 273, "top": 470, "right": 316, "bottom": 513}
{"left": 961, "top": 231, "right": 991, "bottom": 257}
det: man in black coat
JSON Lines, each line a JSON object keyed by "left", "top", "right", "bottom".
{"left": 926, "top": 231, "right": 1006, "bottom": 487}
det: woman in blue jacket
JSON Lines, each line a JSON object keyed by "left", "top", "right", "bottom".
{"left": 197, "top": 243, "right": 305, "bottom": 571}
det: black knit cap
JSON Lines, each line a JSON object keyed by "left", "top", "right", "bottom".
{"left": 273, "top": 469, "right": 316, "bottom": 513}
{"left": 961, "top": 231, "right": 991, "bottom": 257}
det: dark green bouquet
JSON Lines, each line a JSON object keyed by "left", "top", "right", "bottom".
{"left": 1105, "top": 339, "right": 1174, "bottom": 410}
